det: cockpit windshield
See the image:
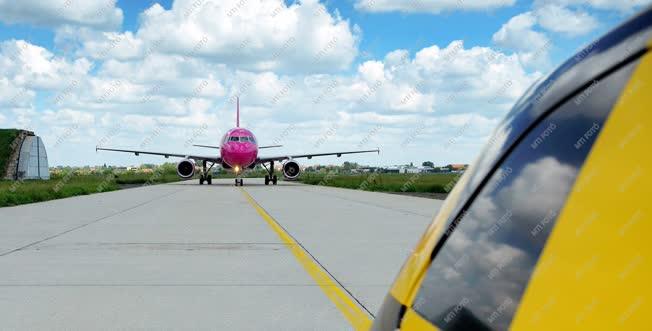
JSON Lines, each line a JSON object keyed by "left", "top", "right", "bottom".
{"left": 229, "top": 136, "right": 256, "bottom": 142}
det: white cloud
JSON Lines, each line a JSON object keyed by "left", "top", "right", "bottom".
{"left": 491, "top": 0, "right": 648, "bottom": 69}
{"left": 1, "top": 0, "right": 549, "bottom": 167}
{"left": 354, "top": 0, "right": 516, "bottom": 14}
{"left": 499, "top": 0, "right": 652, "bottom": 46}
{"left": 493, "top": 12, "right": 549, "bottom": 52}
{"left": 0, "top": 0, "right": 123, "bottom": 29}
{"left": 312, "top": 41, "right": 526, "bottom": 115}
{"left": 2, "top": 107, "right": 38, "bottom": 132}
{"left": 492, "top": 12, "right": 553, "bottom": 68}
{"left": 535, "top": 4, "right": 598, "bottom": 36}
{"left": 79, "top": 31, "right": 144, "bottom": 61}
{"left": 358, "top": 60, "right": 386, "bottom": 83}
{"left": 537, "top": 0, "right": 652, "bottom": 13}
{"left": 0, "top": 40, "right": 92, "bottom": 90}
{"left": 496, "top": 157, "right": 577, "bottom": 223}
{"left": 0, "top": 77, "right": 35, "bottom": 107}
{"left": 1, "top": 36, "right": 539, "bottom": 166}
{"left": 42, "top": 108, "right": 95, "bottom": 127}
{"left": 68, "top": 0, "right": 360, "bottom": 73}
{"left": 423, "top": 156, "right": 579, "bottom": 330}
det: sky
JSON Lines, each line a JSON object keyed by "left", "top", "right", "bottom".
{"left": 0, "top": 0, "right": 649, "bottom": 167}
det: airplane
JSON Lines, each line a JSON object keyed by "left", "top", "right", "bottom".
{"left": 96, "top": 98, "right": 380, "bottom": 186}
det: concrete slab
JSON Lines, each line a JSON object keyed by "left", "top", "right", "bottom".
{"left": 0, "top": 178, "right": 443, "bottom": 329}
{"left": 243, "top": 181, "right": 442, "bottom": 314}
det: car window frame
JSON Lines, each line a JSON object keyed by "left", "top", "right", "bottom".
{"left": 408, "top": 53, "right": 647, "bottom": 330}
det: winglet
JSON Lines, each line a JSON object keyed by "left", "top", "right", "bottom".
{"left": 236, "top": 96, "right": 240, "bottom": 127}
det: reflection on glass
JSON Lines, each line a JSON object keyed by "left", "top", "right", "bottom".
{"left": 412, "top": 61, "right": 636, "bottom": 330}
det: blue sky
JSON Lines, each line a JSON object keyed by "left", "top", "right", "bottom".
{"left": 0, "top": 1, "right": 632, "bottom": 59}
{"left": 0, "top": 0, "right": 649, "bottom": 166}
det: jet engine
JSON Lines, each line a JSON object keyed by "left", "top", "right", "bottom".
{"left": 282, "top": 160, "right": 301, "bottom": 180}
{"left": 176, "top": 159, "right": 196, "bottom": 178}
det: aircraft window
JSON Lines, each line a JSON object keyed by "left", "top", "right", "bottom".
{"left": 411, "top": 60, "right": 638, "bottom": 330}
{"left": 240, "top": 137, "right": 248, "bottom": 142}
{"left": 229, "top": 136, "right": 239, "bottom": 142}
{"left": 248, "top": 136, "right": 256, "bottom": 143}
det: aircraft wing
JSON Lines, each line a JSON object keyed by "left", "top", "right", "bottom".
{"left": 257, "top": 148, "right": 379, "bottom": 163}
{"left": 96, "top": 147, "right": 221, "bottom": 163}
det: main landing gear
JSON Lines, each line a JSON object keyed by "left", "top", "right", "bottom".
{"left": 199, "top": 160, "right": 214, "bottom": 185}
{"left": 263, "top": 161, "right": 278, "bottom": 186}
{"left": 264, "top": 175, "right": 277, "bottom": 185}
{"left": 200, "top": 175, "right": 212, "bottom": 185}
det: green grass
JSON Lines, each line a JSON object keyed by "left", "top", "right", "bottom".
{"left": 0, "top": 165, "right": 463, "bottom": 207}
{"left": 0, "top": 169, "right": 187, "bottom": 208}
{"left": 0, "top": 174, "right": 120, "bottom": 207}
{"left": 0, "top": 129, "right": 20, "bottom": 174}
{"left": 298, "top": 172, "right": 462, "bottom": 194}
{"left": 113, "top": 172, "right": 187, "bottom": 185}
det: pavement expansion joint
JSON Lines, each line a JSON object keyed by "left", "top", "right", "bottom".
{"left": 289, "top": 185, "right": 434, "bottom": 218}
{"left": 0, "top": 188, "right": 185, "bottom": 257}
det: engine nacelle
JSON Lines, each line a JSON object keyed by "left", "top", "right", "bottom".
{"left": 282, "top": 160, "right": 301, "bottom": 180}
{"left": 176, "top": 159, "right": 196, "bottom": 178}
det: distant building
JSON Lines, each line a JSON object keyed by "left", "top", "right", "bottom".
{"left": 382, "top": 166, "right": 400, "bottom": 173}
{"left": 403, "top": 166, "right": 420, "bottom": 174}
{"left": 358, "top": 166, "right": 379, "bottom": 173}
{"left": 3, "top": 130, "right": 50, "bottom": 180}
{"left": 420, "top": 166, "right": 437, "bottom": 173}
{"left": 447, "top": 164, "right": 468, "bottom": 171}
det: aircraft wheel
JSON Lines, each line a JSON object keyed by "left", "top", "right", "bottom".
{"left": 265, "top": 175, "right": 270, "bottom": 185}
{"left": 207, "top": 176, "right": 212, "bottom": 185}
{"left": 272, "top": 175, "right": 278, "bottom": 185}
{"left": 200, "top": 175, "right": 205, "bottom": 185}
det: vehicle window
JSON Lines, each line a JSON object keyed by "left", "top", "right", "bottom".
{"left": 411, "top": 60, "right": 638, "bottom": 330}
{"left": 248, "top": 136, "right": 256, "bottom": 143}
{"left": 229, "top": 136, "right": 239, "bottom": 142}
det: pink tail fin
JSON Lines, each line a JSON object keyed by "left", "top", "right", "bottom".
{"left": 236, "top": 97, "right": 240, "bottom": 127}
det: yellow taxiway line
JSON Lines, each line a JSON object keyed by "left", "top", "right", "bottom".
{"left": 240, "top": 187, "right": 373, "bottom": 331}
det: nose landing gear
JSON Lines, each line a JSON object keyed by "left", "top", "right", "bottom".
{"left": 235, "top": 178, "right": 243, "bottom": 186}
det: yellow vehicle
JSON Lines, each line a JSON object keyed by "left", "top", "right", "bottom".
{"left": 373, "top": 7, "right": 652, "bottom": 331}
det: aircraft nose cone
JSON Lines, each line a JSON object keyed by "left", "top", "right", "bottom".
{"left": 223, "top": 143, "right": 257, "bottom": 167}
